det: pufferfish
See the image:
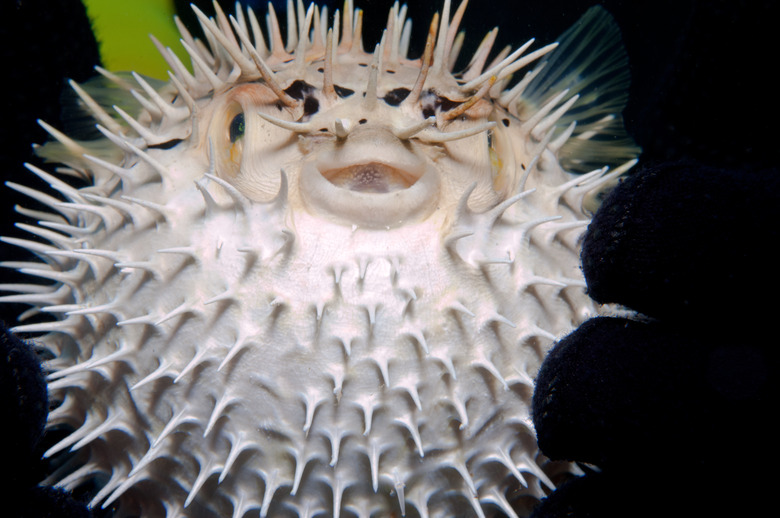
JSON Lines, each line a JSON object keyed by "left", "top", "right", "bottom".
{"left": 1, "top": 0, "right": 639, "bottom": 516}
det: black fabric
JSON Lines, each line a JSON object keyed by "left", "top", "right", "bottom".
{"left": 531, "top": 163, "right": 778, "bottom": 517}
{"left": 582, "top": 161, "right": 780, "bottom": 324}
{"left": 1, "top": 321, "right": 95, "bottom": 516}
{"left": 1, "top": 322, "right": 48, "bottom": 483}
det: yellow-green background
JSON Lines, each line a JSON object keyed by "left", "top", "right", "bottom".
{"left": 82, "top": 0, "right": 185, "bottom": 79}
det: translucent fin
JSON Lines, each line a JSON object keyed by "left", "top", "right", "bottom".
{"left": 36, "top": 73, "right": 146, "bottom": 166}
{"left": 35, "top": 131, "right": 125, "bottom": 170}
{"left": 59, "top": 73, "right": 148, "bottom": 140}
{"left": 518, "top": 6, "right": 640, "bottom": 173}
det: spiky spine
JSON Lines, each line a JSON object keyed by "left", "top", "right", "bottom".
{"left": 2, "top": 1, "right": 637, "bottom": 516}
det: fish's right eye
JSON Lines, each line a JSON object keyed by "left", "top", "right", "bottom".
{"left": 229, "top": 112, "right": 245, "bottom": 143}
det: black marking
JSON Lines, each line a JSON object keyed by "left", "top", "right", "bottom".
{"left": 303, "top": 97, "right": 320, "bottom": 117}
{"left": 284, "top": 80, "right": 315, "bottom": 100}
{"left": 436, "top": 95, "right": 463, "bottom": 112}
{"left": 359, "top": 119, "right": 367, "bottom": 124}
{"left": 502, "top": 118, "right": 510, "bottom": 127}
{"left": 334, "top": 85, "right": 355, "bottom": 98}
{"left": 148, "top": 139, "right": 183, "bottom": 150}
{"left": 383, "top": 87, "right": 411, "bottom": 106}
{"left": 419, "top": 89, "right": 469, "bottom": 120}
{"left": 282, "top": 80, "right": 320, "bottom": 118}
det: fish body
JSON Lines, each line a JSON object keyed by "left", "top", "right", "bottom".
{"left": 2, "top": 1, "right": 638, "bottom": 516}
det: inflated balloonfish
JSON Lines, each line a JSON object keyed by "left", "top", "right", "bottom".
{"left": 1, "top": 0, "right": 638, "bottom": 516}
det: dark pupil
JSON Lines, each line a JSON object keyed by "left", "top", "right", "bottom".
{"left": 229, "top": 112, "right": 245, "bottom": 143}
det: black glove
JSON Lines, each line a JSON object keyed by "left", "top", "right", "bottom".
{"left": 530, "top": 160, "right": 778, "bottom": 517}
{"left": 0, "top": 322, "right": 94, "bottom": 518}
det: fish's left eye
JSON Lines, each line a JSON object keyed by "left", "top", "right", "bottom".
{"left": 229, "top": 112, "right": 245, "bottom": 143}
{"left": 209, "top": 85, "right": 299, "bottom": 200}
{"left": 219, "top": 104, "right": 246, "bottom": 176}
{"left": 487, "top": 129, "right": 501, "bottom": 173}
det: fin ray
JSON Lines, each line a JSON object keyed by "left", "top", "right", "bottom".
{"left": 519, "top": 6, "right": 640, "bottom": 173}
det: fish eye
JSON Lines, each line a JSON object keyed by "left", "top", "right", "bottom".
{"left": 229, "top": 112, "right": 245, "bottom": 143}
{"left": 487, "top": 129, "right": 501, "bottom": 176}
{"left": 217, "top": 104, "right": 246, "bottom": 178}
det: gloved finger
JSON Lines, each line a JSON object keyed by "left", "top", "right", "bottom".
{"left": 1, "top": 323, "right": 48, "bottom": 485}
{"left": 531, "top": 316, "right": 770, "bottom": 470}
{"left": 581, "top": 160, "right": 779, "bottom": 325}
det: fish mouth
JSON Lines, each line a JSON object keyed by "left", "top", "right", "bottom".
{"left": 299, "top": 136, "right": 439, "bottom": 227}
{"left": 320, "top": 161, "right": 421, "bottom": 193}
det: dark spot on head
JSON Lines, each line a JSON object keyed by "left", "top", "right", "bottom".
{"left": 334, "top": 85, "right": 355, "bottom": 98}
{"left": 317, "top": 67, "right": 324, "bottom": 72}
{"left": 383, "top": 87, "right": 411, "bottom": 106}
{"left": 358, "top": 62, "right": 368, "bottom": 67}
{"left": 435, "top": 95, "right": 463, "bottom": 112}
{"left": 387, "top": 69, "right": 396, "bottom": 74}
{"left": 502, "top": 118, "right": 510, "bottom": 127}
{"left": 359, "top": 119, "right": 367, "bottom": 124}
{"left": 284, "top": 80, "right": 315, "bottom": 100}
{"left": 303, "top": 96, "right": 319, "bottom": 117}
{"left": 420, "top": 89, "right": 463, "bottom": 120}
{"left": 148, "top": 138, "right": 183, "bottom": 150}
{"left": 282, "top": 80, "right": 321, "bottom": 119}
